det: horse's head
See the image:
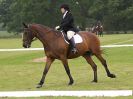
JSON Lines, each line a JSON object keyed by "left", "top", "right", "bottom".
{"left": 22, "top": 23, "right": 35, "bottom": 48}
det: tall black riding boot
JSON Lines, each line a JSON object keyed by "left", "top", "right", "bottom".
{"left": 70, "top": 37, "right": 78, "bottom": 54}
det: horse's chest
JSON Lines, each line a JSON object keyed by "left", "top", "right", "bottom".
{"left": 45, "top": 50, "right": 60, "bottom": 59}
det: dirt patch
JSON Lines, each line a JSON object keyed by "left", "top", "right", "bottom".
{"left": 32, "top": 57, "right": 47, "bottom": 62}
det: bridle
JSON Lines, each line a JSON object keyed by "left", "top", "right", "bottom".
{"left": 23, "top": 26, "right": 61, "bottom": 45}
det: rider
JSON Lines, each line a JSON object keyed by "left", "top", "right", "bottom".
{"left": 55, "top": 4, "right": 78, "bottom": 54}
{"left": 96, "top": 21, "right": 103, "bottom": 35}
{"left": 96, "top": 21, "right": 103, "bottom": 29}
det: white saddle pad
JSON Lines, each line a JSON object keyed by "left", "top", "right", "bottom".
{"left": 73, "top": 34, "right": 83, "bottom": 44}
{"left": 62, "top": 32, "right": 83, "bottom": 44}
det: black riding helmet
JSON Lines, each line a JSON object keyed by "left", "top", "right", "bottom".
{"left": 60, "top": 4, "right": 70, "bottom": 11}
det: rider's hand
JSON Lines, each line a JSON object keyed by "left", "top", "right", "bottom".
{"left": 55, "top": 26, "right": 60, "bottom": 30}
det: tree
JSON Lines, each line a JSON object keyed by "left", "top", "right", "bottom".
{"left": 0, "top": 0, "right": 133, "bottom": 33}
{"left": 0, "top": 0, "right": 14, "bottom": 29}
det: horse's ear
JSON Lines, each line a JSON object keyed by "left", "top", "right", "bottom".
{"left": 22, "top": 22, "right": 28, "bottom": 28}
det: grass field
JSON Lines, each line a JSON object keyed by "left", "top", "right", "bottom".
{"left": 0, "top": 34, "right": 133, "bottom": 98}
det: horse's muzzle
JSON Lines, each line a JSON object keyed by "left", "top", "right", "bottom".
{"left": 23, "top": 44, "right": 31, "bottom": 48}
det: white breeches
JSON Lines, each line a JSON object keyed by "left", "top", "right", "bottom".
{"left": 67, "top": 31, "right": 75, "bottom": 40}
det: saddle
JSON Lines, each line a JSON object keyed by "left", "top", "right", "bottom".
{"left": 61, "top": 32, "right": 83, "bottom": 44}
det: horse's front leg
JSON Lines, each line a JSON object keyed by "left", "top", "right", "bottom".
{"left": 37, "top": 57, "right": 55, "bottom": 88}
{"left": 61, "top": 58, "right": 74, "bottom": 85}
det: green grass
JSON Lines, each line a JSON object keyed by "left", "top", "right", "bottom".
{"left": 99, "top": 34, "right": 133, "bottom": 45}
{"left": 0, "top": 47, "right": 133, "bottom": 91}
{"left": 0, "top": 34, "right": 133, "bottom": 49}
{"left": 0, "top": 34, "right": 133, "bottom": 98}
{"left": 0, "top": 38, "right": 43, "bottom": 48}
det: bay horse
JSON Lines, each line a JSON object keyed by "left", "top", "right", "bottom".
{"left": 22, "top": 23, "right": 116, "bottom": 88}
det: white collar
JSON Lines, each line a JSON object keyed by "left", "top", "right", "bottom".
{"left": 63, "top": 11, "right": 68, "bottom": 19}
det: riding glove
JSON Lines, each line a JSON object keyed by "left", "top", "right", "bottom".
{"left": 55, "top": 26, "right": 60, "bottom": 30}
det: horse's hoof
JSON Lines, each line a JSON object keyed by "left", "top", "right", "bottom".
{"left": 108, "top": 74, "right": 116, "bottom": 78}
{"left": 91, "top": 80, "right": 97, "bottom": 83}
{"left": 36, "top": 84, "right": 43, "bottom": 88}
{"left": 68, "top": 80, "right": 74, "bottom": 85}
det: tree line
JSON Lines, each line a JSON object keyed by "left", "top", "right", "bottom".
{"left": 0, "top": 0, "right": 133, "bottom": 33}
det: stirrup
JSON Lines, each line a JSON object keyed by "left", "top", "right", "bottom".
{"left": 72, "top": 48, "right": 78, "bottom": 54}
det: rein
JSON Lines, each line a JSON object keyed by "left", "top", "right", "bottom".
{"left": 32, "top": 37, "right": 38, "bottom": 42}
{"left": 45, "top": 28, "right": 61, "bottom": 37}
{"left": 31, "top": 29, "right": 61, "bottom": 42}
{"left": 26, "top": 25, "right": 62, "bottom": 43}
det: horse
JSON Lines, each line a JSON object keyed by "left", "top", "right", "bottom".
{"left": 92, "top": 25, "right": 103, "bottom": 37}
{"left": 22, "top": 23, "right": 116, "bottom": 88}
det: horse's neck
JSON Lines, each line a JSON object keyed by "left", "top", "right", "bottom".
{"left": 34, "top": 27, "right": 61, "bottom": 49}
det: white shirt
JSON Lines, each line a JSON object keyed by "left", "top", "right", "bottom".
{"left": 63, "top": 11, "right": 68, "bottom": 19}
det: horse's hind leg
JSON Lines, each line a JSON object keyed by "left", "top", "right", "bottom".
{"left": 83, "top": 55, "right": 97, "bottom": 82}
{"left": 61, "top": 58, "right": 74, "bottom": 85}
{"left": 95, "top": 54, "right": 116, "bottom": 78}
{"left": 101, "top": 32, "right": 103, "bottom": 37}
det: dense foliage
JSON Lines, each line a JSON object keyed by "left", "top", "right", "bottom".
{"left": 0, "top": 0, "right": 133, "bottom": 33}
